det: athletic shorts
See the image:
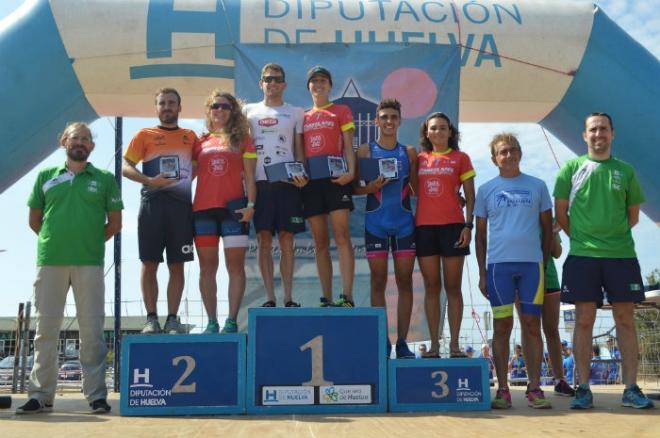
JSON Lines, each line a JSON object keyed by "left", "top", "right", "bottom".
{"left": 193, "top": 207, "right": 249, "bottom": 248}
{"left": 365, "top": 229, "right": 416, "bottom": 259}
{"left": 254, "top": 181, "right": 305, "bottom": 234}
{"left": 415, "top": 223, "right": 470, "bottom": 258}
{"left": 302, "top": 178, "right": 353, "bottom": 218}
{"left": 487, "top": 262, "right": 544, "bottom": 319}
{"left": 545, "top": 258, "right": 560, "bottom": 295}
{"left": 138, "top": 194, "right": 194, "bottom": 263}
{"left": 561, "top": 256, "right": 645, "bottom": 305}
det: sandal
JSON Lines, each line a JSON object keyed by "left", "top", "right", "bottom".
{"left": 285, "top": 301, "right": 301, "bottom": 308}
{"left": 450, "top": 351, "right": 468, "bottom": 358}
{"left": 261, "top": 301, "right": 276, "bottom": 307}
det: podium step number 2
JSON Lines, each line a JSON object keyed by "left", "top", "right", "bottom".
{"left": 120, "top": 334, "right": 246, "bottom": 416}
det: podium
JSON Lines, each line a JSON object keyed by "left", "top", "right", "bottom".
{"left": 388, "top": 358, "right": 491, "bottom": 412}
{"left": 120, "top": 334, "right": 246, "bottom": 416}
{"left": 246, "top": 307, "right": 388, "bottom": 414}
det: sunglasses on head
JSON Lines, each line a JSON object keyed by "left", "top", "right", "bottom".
{"left": 210, "top": 102, "right": 232, "bottom": 110}
{"left": 262, "top": 75, "right": 285, "bottom": 84}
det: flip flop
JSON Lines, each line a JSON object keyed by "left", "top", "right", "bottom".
{"left": 261, "top": 301, "right": 276, "bottom": 307}
{"left": 284, "top": 301, "right": 301, "bottom": 308}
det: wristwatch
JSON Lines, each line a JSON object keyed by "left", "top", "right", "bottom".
{"left": 464, "top": 222, "right": 474, "bottom": 230}
{"left": 247, "top": 201, "right": 255, "bottom": 208}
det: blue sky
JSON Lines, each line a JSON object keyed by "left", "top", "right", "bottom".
{"left": 0, "top": 1, "right": 657, "bottom": 339}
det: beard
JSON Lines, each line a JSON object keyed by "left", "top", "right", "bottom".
{"left": 159, "top": 111, "right": 178, "bottom": 125}
{"left": 66, "top": 145, "right": 91, "bottom": 162}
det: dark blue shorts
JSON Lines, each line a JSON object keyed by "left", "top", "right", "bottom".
{"left": 254, "top": 181, "right": 305, "bottom": 234}
{"left": 193, "top": 208, "right": 249, "bottom": 248}
{"left": 487, "top": 262, "right": 544, "bottom": 319}
{"left": 560, "top": 255, "right": 645, "bottom": 305}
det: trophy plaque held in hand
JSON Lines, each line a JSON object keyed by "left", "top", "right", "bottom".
{"left": 160, "top": 155, "right": 180, "bottom": 179}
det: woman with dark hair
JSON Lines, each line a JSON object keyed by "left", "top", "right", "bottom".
{"left": 416, "top": 112, "right": 475, "bottom": 357}
{"left": 193, "top": 89, "right": 257, "bottom": 334}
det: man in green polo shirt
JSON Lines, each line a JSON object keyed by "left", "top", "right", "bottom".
{"left": 16, "top": 122, "right": 123, "bottom": 415}
{"left": 554, "top": 112, "right": 653, "bottom": 410}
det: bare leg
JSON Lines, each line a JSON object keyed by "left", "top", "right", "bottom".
{"left": 520, "top": 313, "right": 543, "bottom": 389}
{"left": 442, "top": 256, "right": 465, "bottom": 353}
{"left": 257, "top": 231, "right": 275, "bottom": 303}
{"left": 197, "top": 247, "right": 219, "bottom": 319}
{"left": 419, "top": 255, "right": 441, "bottom": 355}
{"left": 574, "top": 301, "right": 597, "bottom": 385}
{"left": 542, "top": 293, "right": 566, "bottom": 380}
{"left": 393, "top": 255, "right": 415, "bottom": 341}
{"left": 329, "top": 209, "right": 354, "bottom": 300}
{"left": 278, "top": 231, "right": 295, "bottom": 303}
{"left": 611, "top": 302, "right": 638, "bottom": 385}
{"left": 493, "top": 316, "right": 514, "bottom": 389}
{"left": 141, "top": 261, "right": 159, "bottom": 314}
{"left": 166, "top": 262, "right": 184, "bottom": 315}
{"left": 224, "top": 247, "right": 247, "bottom": 320}
{"left": 308, "top": 215, "right": 332, "bottom": 300}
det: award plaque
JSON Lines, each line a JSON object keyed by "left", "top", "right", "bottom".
{"left": 285, "top": 161, "right": 307, "bottom": 179}
{"left": 327, "top": 156, "right": 347, "bottom": 177}
{"left": 159, "top": 155, "right": 180, "bottom": 179}
{"left": 378, "top": 158, "right": 398, "bottom": 180}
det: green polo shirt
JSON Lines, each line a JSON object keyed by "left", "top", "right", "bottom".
{"left": 27, "top": 163, "right": 123, "bottom": 266}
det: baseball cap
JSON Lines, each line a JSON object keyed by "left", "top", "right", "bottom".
{"left": 561, "top": 339, "right": 568, "bottom": 346}
{"left": 307, "top": 66, "right": 333, "bottom": 87}
{"left": 465, "top": 346, "right": 474, "bottom": 353}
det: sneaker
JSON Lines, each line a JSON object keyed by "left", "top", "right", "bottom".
{"left": 163, "top": 315, "right": 184, "bottom": 334}
{"left": 554, "top": 379, "right": 576, "bottom": 397}
{"left": 221, "top": 318, "right": 238, "bottom": 334}
{"left": 332, "top": 294, "right": 354, "bottom": 307}
{"left": 491, "top": 387, "right": 512, "bottom": 409}
{"left": 570, "top": 384, "right": 594, "bottom": 409}
{"left": 395, "top": 339, "right": 416, "bottom": 359}
{"left": 141, "top": 315, "right": 161, "bottom": 334}
{"left": 386, "top": 339, "right": 392, "bottom": 358}
{"left": 319, "top": 297, "right": 331, "bottom": 308}
{"left": 16, "top": 398, "right": 52, "bottom": 414}
{"left": 203, "top": 319, "right": 220, "bottom": 334}
{"left": 527, "top": 387, "right": 552, "bottom": 409}
{"left": 90, "top": 398, "right": 111, "bottom": 414}
{"left": 622, "top": 384, "right": 655, "bottom": 409}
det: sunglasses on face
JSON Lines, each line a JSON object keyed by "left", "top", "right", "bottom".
{"left": 210, "top": 102, "right": 232, "bottom": 111}
{"left": 262, "top": 75, "right": 285, "bottom": 84}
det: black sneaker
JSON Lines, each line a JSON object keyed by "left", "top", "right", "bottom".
{"left": 16, "top": 398, "right": 52, "bottom": 414}
{"left": 319, "top": 297, "right": 331, "bottom": 307}
{"left": 90, "top": 398, "right": 111, "bottom": 414}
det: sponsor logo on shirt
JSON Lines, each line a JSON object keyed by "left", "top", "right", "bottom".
{"left": 308, "top": 134, "right": 325, "bottom": 152}
{"left": 258, "top": 117, "right": 278, "bottom": 127}
{"left": 495, "top": 190, "right": 532, "bottom": 208}
{"left": 209, "top": 157, "right": 228, "bottom": 176}
{"left": 424, "top": 178, "right": 443, "bottom": 197}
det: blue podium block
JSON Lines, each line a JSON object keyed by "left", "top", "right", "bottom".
{"left": 247, "top": 307, "right": 387, "bottom": 414}
{"left": 388, "top": 358, "right": 491, "bottom": 412}
{"left": 120, "top": 334, "right": 246, "bottom": 416}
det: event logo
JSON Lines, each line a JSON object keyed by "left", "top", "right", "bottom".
{"left": 424, "top": 178, "right": 443, "bottom": 197}
{"left": 209, "top": 157, "right": 228, "bottom": 176}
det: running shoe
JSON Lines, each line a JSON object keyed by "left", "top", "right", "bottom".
{"left": 203, "top": 319, "right": 220, "bottom": 334}
{"left": 319, "top": 297, "right": 331, "bottom": 308}
{"left": 395, "top": 339, "right": 416, "bottom": 359}
{"left": 491, "top": 387, "right": 512, "bottom": 409}
{"left": 221, "top": 318, "right": 238, "bottom": 334}
{"left": 141, "top": 315, "right": 161, "bottom": 334}
{"left": 90, "top": 399, "right": 111, "bottom": 414}
{"left": 570, "top": 384, "right": 594, "bottom": 409}
{"left": 554, "top": 379, "right": 576, "bottom": 397}
{"left": 386, "top": 339, "right": 392, "bottom": 359}
{"left": 332, "top": 294, "right": 354, "bottom": 307}
{"left": 16, "top": 399, "right": 53, "bottom": 415}
{"left": 622, "top": 384, "right": 655, "bottom": 409}
{"left": 527, "top": 387, "right": 552, "bottom": 409}
{"left": 163, "top": 315, "right": 184, "bottom": 334}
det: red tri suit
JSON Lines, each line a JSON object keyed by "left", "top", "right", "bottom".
{"left": 192, "top": 133, "right": 257, "bottom": 212}
{"left": 303, "top": 103, "right": 355, "bottom": 157}
{"left": 416, "top": 149, "right": 475, "bottom": 225}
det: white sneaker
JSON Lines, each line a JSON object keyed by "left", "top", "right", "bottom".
{"left": 141, "top": 315, "right": 161, "bottom": 334}
{"left": 163, "top": 316, "right": 184, "bottom": 334}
